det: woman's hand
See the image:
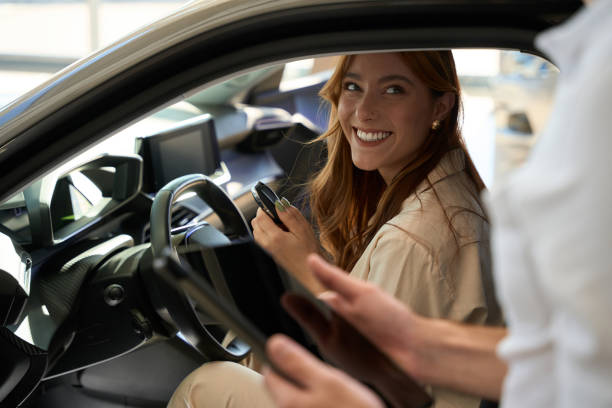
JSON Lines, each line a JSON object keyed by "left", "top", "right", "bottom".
{"left": 263, "top": 334, "right": 384, "bottom": 408}
{"left": 251, "top": 199, "right": 324, "bottom": 292}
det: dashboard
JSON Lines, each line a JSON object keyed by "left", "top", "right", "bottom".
{"left": 0, "top": 102, "right": 323, "bottom": 394}
{"left": 0, "top": 59, "right": 327, "bottom": 403}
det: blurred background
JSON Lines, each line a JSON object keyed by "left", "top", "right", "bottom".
{"left": 0, "top": 0, "right": 187, "bottom": 106}
{"left": 0, "top": 0, "right": 559, "bottom": 187}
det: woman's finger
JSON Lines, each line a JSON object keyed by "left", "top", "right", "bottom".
{"left": 257, "top": 205, "right": 284, "bottom": 234}
{"left": 250, "top": 208, "right": 261, "bottom": 229}
{"left": 277, "top": 202, "right": 305, "bottom": 232}
{"left": 251, "top": 208, "right": 269, "bottom": 230}
{"left": 252, "top": 209, "right": 277, "bottom": 248}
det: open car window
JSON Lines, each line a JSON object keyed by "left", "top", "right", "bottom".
{"left": 0, "top": 49, "right": 557, "bottom": 246}
{"left": 118, "top": 48, "right": 559, "bottom": 188}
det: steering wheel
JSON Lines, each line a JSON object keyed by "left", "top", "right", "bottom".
{"left": 149, "top": 173, "right": 252, "bottom": 361}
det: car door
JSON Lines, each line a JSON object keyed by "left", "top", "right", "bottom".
{"left": 0, "top": 1, "right": 581, "bottom": 407}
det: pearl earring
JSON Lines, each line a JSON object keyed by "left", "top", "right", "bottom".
{"left": 431, "top": 120, "right": 441, "bottom": 130}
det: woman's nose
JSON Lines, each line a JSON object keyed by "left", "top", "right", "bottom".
{"left": 356, "top": 92, "right": 378, "bottom": 121}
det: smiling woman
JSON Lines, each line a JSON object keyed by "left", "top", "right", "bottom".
{"left": 174, "top": 50, "right": 503, "bottom": 408}
{"left": 312, "top": 51, "right": 482, "bottom": 273}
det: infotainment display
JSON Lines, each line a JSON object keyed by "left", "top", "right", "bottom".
{"left": 136, "top": 114, "right": 221, "bottom": 193}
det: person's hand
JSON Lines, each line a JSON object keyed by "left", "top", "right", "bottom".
{"left": 251, "top": 200, "right": 323, "bottom": 292}
{"left": 280, "top": 293, "right": 433, "bottom": 407}
{"left": 307, "top": 254, "right": 509, "bottom": 400}
{"left": 263, "top": 334, "right": 385, "bottom": 408}
{"left": 305, "top": 254, "right": 428, "bottom": 378}
{"left": 281, "top": 292, "right": 389, "bottom": 382}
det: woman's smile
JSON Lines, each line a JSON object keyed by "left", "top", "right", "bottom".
{"left": 353, "top": 127, "right": 393, "bottom": 145}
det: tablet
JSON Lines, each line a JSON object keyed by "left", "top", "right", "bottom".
{"left": 154, "top": 240, "right": 432, "bottom": 408}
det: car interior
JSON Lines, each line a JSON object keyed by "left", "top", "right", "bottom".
{"left": 0, "top": 47, "right": 559, "bottom": 407}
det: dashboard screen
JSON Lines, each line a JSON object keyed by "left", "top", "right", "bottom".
{"left": 137, "top": 115, "right": 221, "bottom": 192}
{"left": 158, "top": 129, "right": 208, "bottom": 182}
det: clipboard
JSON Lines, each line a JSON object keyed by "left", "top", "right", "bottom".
{"left": 153, "top": 240, "right": 432, "bottom": 408}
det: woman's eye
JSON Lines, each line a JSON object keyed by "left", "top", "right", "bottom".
{"left": 385, "top": 85, "right": 404, "bottom": 95}
{"left": 343, "top": 82, "right": 360, "bottom": 92}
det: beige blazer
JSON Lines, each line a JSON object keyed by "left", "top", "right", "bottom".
{"left": 350, "top": 149, "right": 503, "bottom": 408}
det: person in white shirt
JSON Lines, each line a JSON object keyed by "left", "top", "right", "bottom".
{"left": 263, "top": 0, "right": 612, "bottom": 407}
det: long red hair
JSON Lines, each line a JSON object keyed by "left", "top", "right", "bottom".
{"left": 310, "top": 51, "right": 485, "bottom": 271}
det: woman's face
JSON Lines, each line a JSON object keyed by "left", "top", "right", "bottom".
{"left": 337, "top": 53, "right": 445, "bottom": 184}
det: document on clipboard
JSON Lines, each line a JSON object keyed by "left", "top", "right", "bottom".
{"left": 153, "top": 240, "right": 432, "bottom": 408}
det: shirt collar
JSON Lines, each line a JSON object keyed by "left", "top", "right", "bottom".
{"left": 429, "top": 148, "right": 466, "bottom": 184}
{"left": 536, "top": 1, "right": 611, "bottom": 74}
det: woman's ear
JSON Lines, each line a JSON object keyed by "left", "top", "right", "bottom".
{"left": 433, "top": 92, "right": 456, "bottom": 121}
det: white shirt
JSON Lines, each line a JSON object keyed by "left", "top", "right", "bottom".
{"left": 488, "top": 1, "right": 612, "bottom": 407}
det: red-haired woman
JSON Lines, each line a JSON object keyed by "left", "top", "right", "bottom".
{"left": 169, "top": 51, "right": 503, "bottom": 408}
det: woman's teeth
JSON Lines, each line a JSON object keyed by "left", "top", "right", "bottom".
{"left": 356, "top": 129, "right": 391, "bottom": 142}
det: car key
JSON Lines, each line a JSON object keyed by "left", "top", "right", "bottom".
{"left": 251, "top": 181, "right": 286, "bottom": 229}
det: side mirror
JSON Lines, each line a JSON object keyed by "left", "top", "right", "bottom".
{"left": 24, "top": 154, "right": 142, "bottom": 246}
